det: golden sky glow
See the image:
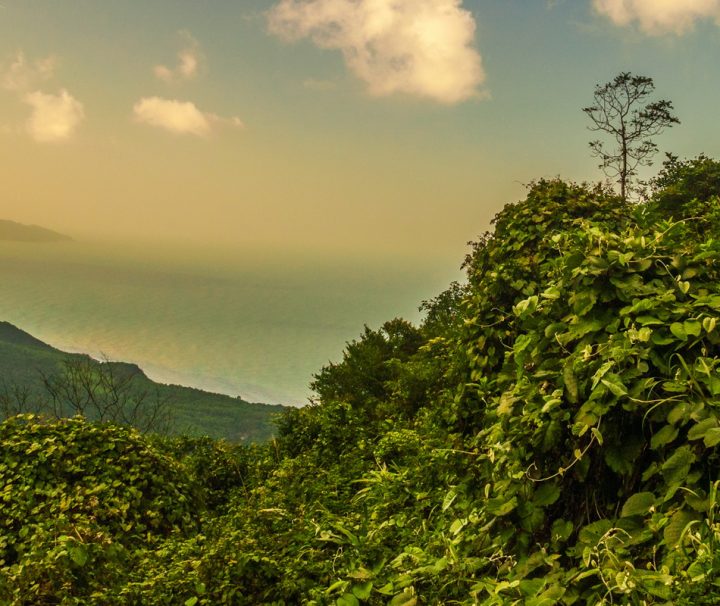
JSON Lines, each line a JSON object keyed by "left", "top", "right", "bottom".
{"left": 1, "top": 1, "right": 719, "bottom": 260}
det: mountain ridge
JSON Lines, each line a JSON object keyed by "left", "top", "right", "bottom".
{"left": 0, "top": 220, "right": 72, "bottom": 242}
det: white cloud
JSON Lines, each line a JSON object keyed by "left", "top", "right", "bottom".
{"left": 23, "top": 89, "right": 85, "bottom": 142}
{"left": 267, "top": 0, "right": 485, "bottom": 104}
{"left": 2, "top": 51, "right": 56, "bottom": 92}
{"left": 133, "top": 97, "right": 243, "bottom": 136}
{"left": 593, "top": 0, "right": 720, "bottom": 35}
{"left": 154, "top": 31, "right": 202, "bottom": 83}
{"left": 1, "top": 51, "right": 84, "bottom": 143}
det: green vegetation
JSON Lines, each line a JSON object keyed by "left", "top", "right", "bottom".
{"left": 2, "top": 157, "right": 720, "bottom": 603}
{"left": 0, "top": 220, "right": 72, "bottom": 242}
{"left": 0, "top": 322, "right": 285, "bottom": 442}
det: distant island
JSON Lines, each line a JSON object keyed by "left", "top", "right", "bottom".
{"left": 0, "top": 220, "right": 72, "bottom": 242}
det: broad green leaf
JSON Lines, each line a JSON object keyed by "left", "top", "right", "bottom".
{"left": 663, "top": 510, "right": 697, "bottom": 548}
{"left": 662, "top": 380, "right": 688, "bottom": 393}
{"left": 652, "top": 332, "right": 676, "bottom": 346}
{"left": 388, "top": 590, "right": 417, "bottom": 606}
{"left": 449, "top": 518, "right": 466, "bottom": 535}
{"left": 541, "top": 420, "right": 562, "bottom": 452}
{"left": 704, "top": 427, "right": 720, "bottom": 448}
{"left": 650, "top": 425, "right": 678, "bottom": 450}
{"left": 572, "top": 291, "right": 597, "bottom": 316}
{"left": 376, "top": 583, "right": 394, "bottom": 596}
{"left": 591, "top": 361, "right": 614, "bottom": 389}
{"left": 337, "top": 594, "right": 360, "bottom": 606}
{"left": 565, "top": 318, "right": 605, "bottom": 342}
{"left": 601, "top": 373, "right": 627, "bottom": 397}
{"left": 530, "top": 585, "right": 566, "bottom": 605}
{"left": 641, "top": 462, "right": 658, "bottom": 482}
{"left": 623, "top": 299, "right": 656, "bottom": 315}
{"left": 685, "top": 491, "right": 711, "bottom": 512}
{"left": 687, "top": 418, "right": 718, "bottom": 441}
{"left": 352, "top": 582, "right": 373, "bottom": 600}
{"left": 441, "top": 488, "right": 457, "bottom": 512}
{"left": 633, "top": 570, "right": 673, "bottom": 600}
{"left": 563, "top": 363, "right": 579, "bottom": 403}
{"left": 670, "top": 322, "right": 687, "bottom": 340}
{"left": 621, "top": 492, "right": 656, "bottom": 517}
{"left": 578, "top": 519, "right": 613, "bottom": 545}
{"left": 498, "top": 391, "right": 516, "bottom": 416}
{"left": 185, "top": 599, "right": 198, "bottom": 606}
{"left": 514, "top": 296, "right": 538, "bottom": 318}
{"left": 636, "top": 326, "right": 653, "bottom": 342}
{"left": 533, "top": 482, "right": 561, "bottom": 507}
{"left": 636, "top": 315, "right": 663, "bottom": 326}
{"left": 486, "top": 496, "right": 517, "bottom": 517}
{"left": 513, "top": 334, "right": 534, "bottom": 356}
{"left": 518, "top": 501, "right": 545, "bottom": 532}
{"left": 605, "top": 446, "right": 633, "bottom": 476}
{"left": 708, "top": 376, "right": 720, "bottom": 396}
{"left": 550, "top": 518, "right": 573, "bottom": 543}
{"left": 68, "top": 545, "right": 88, "bottom": 567}
{"left": 661, "top": 446, "right": 695, "bottom": 487}
{"left": 684, "top": 319, "right": 702, "bottom": 337}
{"left": 667, "top": 402, "right": 690, "bottom": 425}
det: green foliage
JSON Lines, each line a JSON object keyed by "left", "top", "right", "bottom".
{"left": 6, "top": 166, "right": 720, "bottom": 603}
{"left": 645, "top": 154, "right": 720, "bottom": 242}
{"left": 0, "top": 414, "right": 202, "bottom": 604}
{"left": 650, "top": 153, "right": 720, "bottom": 215}
{"left": 310, "top": 318, "right": 425, "bottom": 420}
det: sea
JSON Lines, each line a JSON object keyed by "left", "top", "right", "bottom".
{"left": 0, "top": 239, "right": 461, "bottom": 405}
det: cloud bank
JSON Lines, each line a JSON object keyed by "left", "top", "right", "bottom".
{"left": 154, "top": 32, "right": 202, "bottom": 83}
{"left": 2, "top": 51, "right": 56, "bottom": 92}
{"left": 24, "top": 89, "right": 85, "bottom": 142}
{"left": 593, "top": 0, "right": 720, "bottom": 35}
{"left": 2, "top": 51, "right": 84, "bottom": 142}
{"left": 133, "top": 97, "right": 243, "bottom": 136}
{"left": 267, "top": 0, "right": 485, "bottom": 104}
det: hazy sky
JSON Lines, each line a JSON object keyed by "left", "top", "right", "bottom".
{"left": 1, "top": 0, "right": 720, "bottom": 261}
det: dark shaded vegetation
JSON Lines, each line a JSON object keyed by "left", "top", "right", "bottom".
{"left": 2, "top": 155, "right": 720, "bottom": 604}
{"left": 0, "top": 322, "right": 285, "bottom": 442}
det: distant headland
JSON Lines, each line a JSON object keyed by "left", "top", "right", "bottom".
{"left": 0, "top": 220, "right": 72, "bottom": 243}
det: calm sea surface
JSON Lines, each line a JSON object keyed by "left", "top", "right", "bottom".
{"left": 0, "top": 240, "right": 459, "bottom": 405}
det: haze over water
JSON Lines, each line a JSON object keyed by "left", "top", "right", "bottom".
{"left": 0, "top": 239, "right": 459, "bottom": 405}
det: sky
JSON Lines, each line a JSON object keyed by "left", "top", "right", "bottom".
{"left": 1, "top": 0, "right": 720, "bottom": 263}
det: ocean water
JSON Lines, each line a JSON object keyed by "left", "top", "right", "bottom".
{"left": 0, "top": 240, "right": 460, "bottom": 405}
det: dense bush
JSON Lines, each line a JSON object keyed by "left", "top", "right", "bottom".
{"left": 0, "top": 415, "right": 201, "bottom": 604}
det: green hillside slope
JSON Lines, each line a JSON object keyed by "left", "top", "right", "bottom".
{"left": 0, "top": 321, "right": 285, "bottom": 441}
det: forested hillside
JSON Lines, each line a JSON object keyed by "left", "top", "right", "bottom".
{"left": 0, "top": 322, "right": 285, "bottom": 442}
{"left": 2, "top": 155, "right": 720, "bottom": 604}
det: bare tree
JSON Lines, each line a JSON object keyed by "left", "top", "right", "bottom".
{"left": 583, "top": 72, "right": 679, "bottom": 200}
{"left": 0, "top": 381, "right": 35, "bottom": 418}
{"left": 40, "top": 357, "right": 171, "bottom": 433}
